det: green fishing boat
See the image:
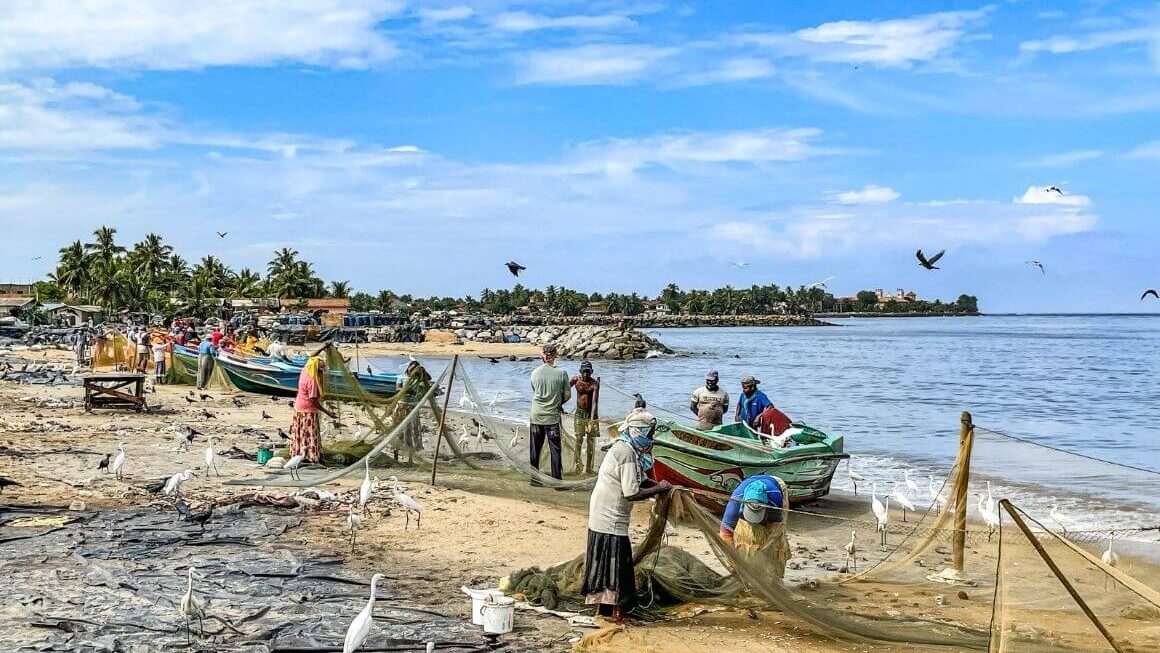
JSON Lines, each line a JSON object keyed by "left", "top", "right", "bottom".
{"left": 650, "top": 420, "right": 847, "bottom": 505}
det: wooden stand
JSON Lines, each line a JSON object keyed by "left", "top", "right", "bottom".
{"left": 83, "top": 373, "right": 147, "bottom": 412}
{"left": 429, "top": 355, "right": 458, "bottom": 485}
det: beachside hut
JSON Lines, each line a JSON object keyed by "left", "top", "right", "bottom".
{"left": 43, "top": 304, "right": 105, "bottom": 327}
{"left": 0, "top": 297, "right": 35, "bottom": 319}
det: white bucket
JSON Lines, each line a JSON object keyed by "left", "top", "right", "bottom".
{"left": 461, "top": 587, "right": 505, "bottom": 626}
{"left": 480, "top": 595, "right": 515, "bottom": 635}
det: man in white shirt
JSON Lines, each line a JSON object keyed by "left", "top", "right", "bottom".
{"left": 690, "top": 370, "right": 730, "bottom": 430}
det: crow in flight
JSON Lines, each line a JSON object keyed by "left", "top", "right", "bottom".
{"left": 915, "top": 249, "right": 945, "bottom": 270}
{"left": 505, "top": 261, "right": 526, "bottom": 277}
{"left": 216, "top": 231, "right": 228, "bottom": 238}
{"left": 1142, "top": 289, "right": 1159, "bottom": 301}
{"left": 1026, "top": 260, "right": 1046, "bottom": 274}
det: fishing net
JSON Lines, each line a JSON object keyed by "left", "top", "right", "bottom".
{"left": 215, "top": 350, "right": 1159, "bottom": 652}
{"left": 165, "top": 349, "right": 236, "bottom": 392}
{"left": 90, "top": 333, "right": 134, "bottom": 369}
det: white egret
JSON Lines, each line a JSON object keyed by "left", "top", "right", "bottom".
{"left": 1049, "top": 502, "right": 1076, "bottom": 533}
{"left": 359, "top": 458, "right": 373, "bottom": 517}
{"left": 204, "top": 437, "right": 220, "bottom": 476}
{"left": 285, "top": 453, "right": 305, "bottom": 481}
{"left": 509, "top": 435, "right": 520, "bottom": 449}
{"left": 844, "top": 530, "right": 857, "bottom": 573}
{"left": 903, "top": 470, "right": 920, "bottom": 499}
{"left": 845, "top": 459, "right": 864, "bottom": 495}
{"left": 164, "top": 469, "right": 195, "bottom": 498}
{"left": 111, "top": 443, "right": 126, "bottom": 480}
{"left": 426, "top": 642, "right": 435, "bottom": 653}
{"left": 928, "top": 475, "right": 947, "bottom": 513}
{"left": 1101, "top": 535, "right": 1119, "bottom": 590}
{"left": 387, "top": 476, "right": 423, "bottom": 530}
{"left": 871, "top": 483, "right": 890, "bottom": 546}
{"left": 977, "top": 494, "right": 1000, "bottom": 541}
{"left": 458, "top": 395, "right": 476, "bottom": 410}
{"left": 179, "top": 567, "right": 203, "bottom": 647}
{"left": 891, "top": 481, "right": 916, "bottom": 522}
{"left": 343, "top": 572, "right": 386, "bottom": 653}
{"left": 984, "top": 481, "right": 996, "bottom": 517}
{"left": 346, "top": 502, "right": 362, "bottom": 547}
{"left": 486, "top": 391, "right": 500, "bottom": 410}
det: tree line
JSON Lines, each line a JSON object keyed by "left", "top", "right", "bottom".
{"left": 31, "top": 227, "right": 978, "bottom": 319}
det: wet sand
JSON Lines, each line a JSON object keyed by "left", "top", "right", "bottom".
{"left": 2, "top": 346, "right": 1157, "bottom": 652}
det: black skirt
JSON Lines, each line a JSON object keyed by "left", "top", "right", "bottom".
{"left": 582, "top": 530, "right": 636, "bottom": 608}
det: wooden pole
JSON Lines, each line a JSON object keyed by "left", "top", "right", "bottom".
{"left": 953, "top": 411, "right": 974, "bottom": 573}
{"left": 1000, "top": 500, "right": 1125, "bottom": 653}
{"left": 592, "top": 376, "right": 601, "bottom": 421}
{"left": 429, "top": 355, "right": 459, "bottom": 485}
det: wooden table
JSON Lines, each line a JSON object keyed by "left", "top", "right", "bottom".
{"left": 82, "top": 373, "right": 147, "bottom": 412}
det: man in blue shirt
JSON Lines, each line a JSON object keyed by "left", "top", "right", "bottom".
{"left": 734, "top": 375, "right": 772, "bottom": 428}
{"left": 719, "top": 474, "right": 785, "bottom": 550}
{"left": 196, "top": 338, "right": 217, "bottom": 390}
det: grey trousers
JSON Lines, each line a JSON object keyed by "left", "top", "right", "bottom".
{"left": 196, "top": 354, "right": 212, "bottom": 389}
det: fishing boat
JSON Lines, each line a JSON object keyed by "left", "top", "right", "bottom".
{"left": 650, "top": 420, "right": 847, "bottom": 506}
{"left": 170, "top": 345, "right": 401, "bottom": 400}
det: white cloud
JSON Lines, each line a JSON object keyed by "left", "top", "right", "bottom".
{"left": 488, "top": 11, "right": 635, "bottom": 33}
{"left": 1020, "top": 27, "right": 1156, "bottom": 55}
{"left": 0, "top": 0, "right": 403, "bottom": 71}
{"left": 1125, "top": 141, "right": 1160, "bottom": 160}
{"left": 515, "top": 44, "right": 677, "bottom": 85}
{"left": 1021, "top": 150, "right": 1104, "bottom": 167}
{"left": 567, "top": 128, "right": 831, "bottom": 175}
{"left": 740, "top": 8, "right": 991, "bottom": 68}
{"left": 418, "top": 5, "right": 474, "bottom": 24}
{"left": 1015, "top": 185, "right": 1091, "bottom": 207}
{"left": 677, "top": 58, "right": 776, "bottom": 86}
{"left": 827, "top": 184, "right": 900, "bottom": 204}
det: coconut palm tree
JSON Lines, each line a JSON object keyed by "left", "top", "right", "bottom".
{"left": 231, "top": 268, "right": 263, "bottom": 298}
{"left": 54, "top": 240, "right": 90, "bottom": 299}
{"left": 329, "top": 280, "right": 351, "bottom": 299}
{"left": 130, "top": 233, "right": 172, "bottom": 282}
{"left": 85, "top": 226, "right": 125, "bottom": 263}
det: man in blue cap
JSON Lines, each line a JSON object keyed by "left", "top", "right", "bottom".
{"left": 719, "top": 474, "right": 785, "bottom": 551}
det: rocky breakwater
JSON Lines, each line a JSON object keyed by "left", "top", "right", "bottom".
{"left": 453, "top": 325, "right": 672, "bottom": 360}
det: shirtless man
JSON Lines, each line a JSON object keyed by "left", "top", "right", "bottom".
{"left": 570, "top": 361, "right": 600, "bottom": 474}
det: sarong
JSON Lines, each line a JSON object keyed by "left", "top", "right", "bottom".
{"left": 582, "top": 529, "right": 636, "bottom": 608}
{"left": 290, "top": 410, "right": 322, "bottom": 463}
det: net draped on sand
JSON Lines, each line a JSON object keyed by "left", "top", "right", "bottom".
{"left": 204, "top": 352, "right": 1158, "bottom": 652}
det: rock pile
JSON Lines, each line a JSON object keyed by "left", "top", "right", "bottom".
{"left": 451, "top": 325, "right": 672, "bottom": 360}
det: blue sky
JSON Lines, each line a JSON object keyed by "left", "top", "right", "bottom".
{"left": 0, "top": 1, "right": 1157, "bottom": 311}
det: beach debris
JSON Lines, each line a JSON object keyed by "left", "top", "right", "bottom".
{"left": 915, "top": 248, "right": 945, "bottom": 270}
{"left": 69, "top": 499, "right": 86, "bottom": 511}
{"left": 505, "top": 261, "right": 526, "bottom": 277}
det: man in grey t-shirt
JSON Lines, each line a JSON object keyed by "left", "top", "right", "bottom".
{"left": 529, "top": 344, "right": 571, "bottom": 480}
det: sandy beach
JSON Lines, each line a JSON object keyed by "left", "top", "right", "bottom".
{"left": 2, "top": 346, "right": 1157, "bottom": 653}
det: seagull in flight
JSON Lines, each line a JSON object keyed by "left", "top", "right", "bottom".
{"left": 30, "top": 256, "right": 42, "bottom": 261}
{"left": 806, "top": 276, "right": 835, "bottom": 289}
{"left": 1142, "top": 289, "right": 1159, "bottom": 301}
{"left": 505, "top": 261, "right": 526, "bottom": 277}
{"left": 1026, "top": 260, "right": 1046, "bottom": 274}
{"left": 216, "top": 231, "right": 228, "bottom": 238}
{"left": 731, "top": 261, "right": 749, "bottom": 268}
{"left": 1044, "top": 185, "right": 1063, "bottom": 195}
{"left": 915, "top": 249, "right": 945, "bottom": 271}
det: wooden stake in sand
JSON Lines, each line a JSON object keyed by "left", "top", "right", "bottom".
{"left": 429, "top": 355, "right": 459, "bottom": 485}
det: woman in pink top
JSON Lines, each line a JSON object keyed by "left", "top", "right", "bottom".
{"left": 290, "top": 344, "right": 337, "bottom": 463}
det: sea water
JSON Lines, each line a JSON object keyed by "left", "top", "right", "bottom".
{"left": 371, "top": 315, "right": 1160, "bottom": 538}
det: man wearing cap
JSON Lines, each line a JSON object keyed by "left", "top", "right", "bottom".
{"left": 569, "top": 361, "right": 600, "bottom": 475}
{"left": 529, "top": 344, "right": 571, "bottom": 481}
{"left": 583, "top": 409, "right": 672, "bottom": 622}
{"left": 735, "top": 375, "right": 772, "bottom": 429}
{"left": 690, "top": 371, "right": 730, "bottom": 431}
{"left": 719, "top": 474, "right": 785, "bottom": 552}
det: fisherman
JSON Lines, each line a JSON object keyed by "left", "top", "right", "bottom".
{"left": 209, "top": 326, "right": 224, "bottom": 349}
{"left": 735, "top": 375, "right": 772, "bottom": 429}
{"left": 569, "top": 361, "right": 599, "bottom": 475}
{"left": 290, "top": 343, "right": 338, "bottom": 464}
{"left": 690, "top": 370, "right": 730, "bottom": 430}
{"left": 719, "top": 474, "right": 785, "bottom": 552}
{"left": 195, "top": 336, "right": 216, "bottom": 390}
{"left": 529, "top": 344, "right": 570, "bottom": 481}
{"left": 266, "top": 337, "right": 288, "bottom": 362}
{"left": 583, "top": 409, "right": 672, "bottom": 622}
{"left": 134, "top": 328, "right": 150, "bottom": 373}
{"left": 151, "top": 335, "right": 169, "bottom": 384}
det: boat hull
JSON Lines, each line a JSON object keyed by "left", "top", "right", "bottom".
{"left": 650, "top": 420, "right": 846, "bottom": 507}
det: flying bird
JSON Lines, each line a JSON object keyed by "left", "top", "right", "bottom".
{"left": 216, "top": 231, "right": 228, "bottom": 238}
{"left": 1026, "top": 260, "right": 1046, "bottom": 274}
{"left": 505, "top": 261, "right": 526, "bottom": 277}
{"left": 1044, "top": 185, "right": 1063, "bottom": 195}
{"left": 30, "top": 256, "right": 42, "bottom": 261}
{"left": 915, "top": 249, "right": 945, "bottom": 270}
{"left": 731, "top": 261, "right": 749, "bottom": 268}
{"left": 1141, "top": 289, "right": 1159, "bottom": 301}
{"left": 806, "top": 276, "right": 835, "bottom": 290}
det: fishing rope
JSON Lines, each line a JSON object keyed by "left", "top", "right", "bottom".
{"left": 975, "top": 425, "right": 1160, "bottom": 476}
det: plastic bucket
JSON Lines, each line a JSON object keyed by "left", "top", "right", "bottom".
{"left": 461, "top": 587, "right": 505, "bottom": 626}
{"left": 256, "top": 447, "right": 273, "bottom": 465}
{"left": 480, "top": 595, "right": 515, "bottom": 635}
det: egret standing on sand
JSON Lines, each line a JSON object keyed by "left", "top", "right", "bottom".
{"left": 346, "top": 502, "right": 362, "bottom": 547}
{"left": 903, "top": 470, "right": 920, "bottom": 499}
{"left": 164, "top": 469, "right": 195, "bottom": 498}
{"left": 928, "top": 476, "right": 947, "bottom": 513}
{"left": 111, "top": 443, "right": 126, "bottom": 480}
{"left": 344, "top": 573, "right": 386, "bottom": 653}
{"left": 359, "top": 458, "right": 374, "bottom": 517}
{"left": 891, "top": 481, "right": 916, "bottom": 522}
{"left": 284, "top": 453, "right": 305, "bottom": 481}
{"left": 1101, "top": 535, "right": 1119, "bottom": 590}
{"left": 871, "top": 483, "right": 890, "bottom": 546}
{"left": 845, "top": 459, "right": 864, "bottom": 495}
{"left": 204, "top": 437, "right": 220, "bottom": 476}
{"left": 387, "top": 476, "right": 423, "bottom": 529}
{"left": 844, "top": 530, "right": 857, "bottom": 573}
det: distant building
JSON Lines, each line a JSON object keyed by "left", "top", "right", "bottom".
{"left": 644, "top": 300, "right": 672, "bottom": 316}
{"left": 0, "top": 297, "right": 35, "bottom": 318}
{"left": 582, "top": 302, "right": 608, "bottom": 316}
{"left": 876, "top": 288, "right": 918, "bottom": 306}
{"left": 225, "top": 298, "right": 280, "bottom": 313}
{"left": 0, "top": 283, "right": 34, "bottom": 297}
{"left": 280, "top": 298, "right": 351, "bottom": 314}
{"left": 42, "top": 303, "right": 105, "bottom": 326}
